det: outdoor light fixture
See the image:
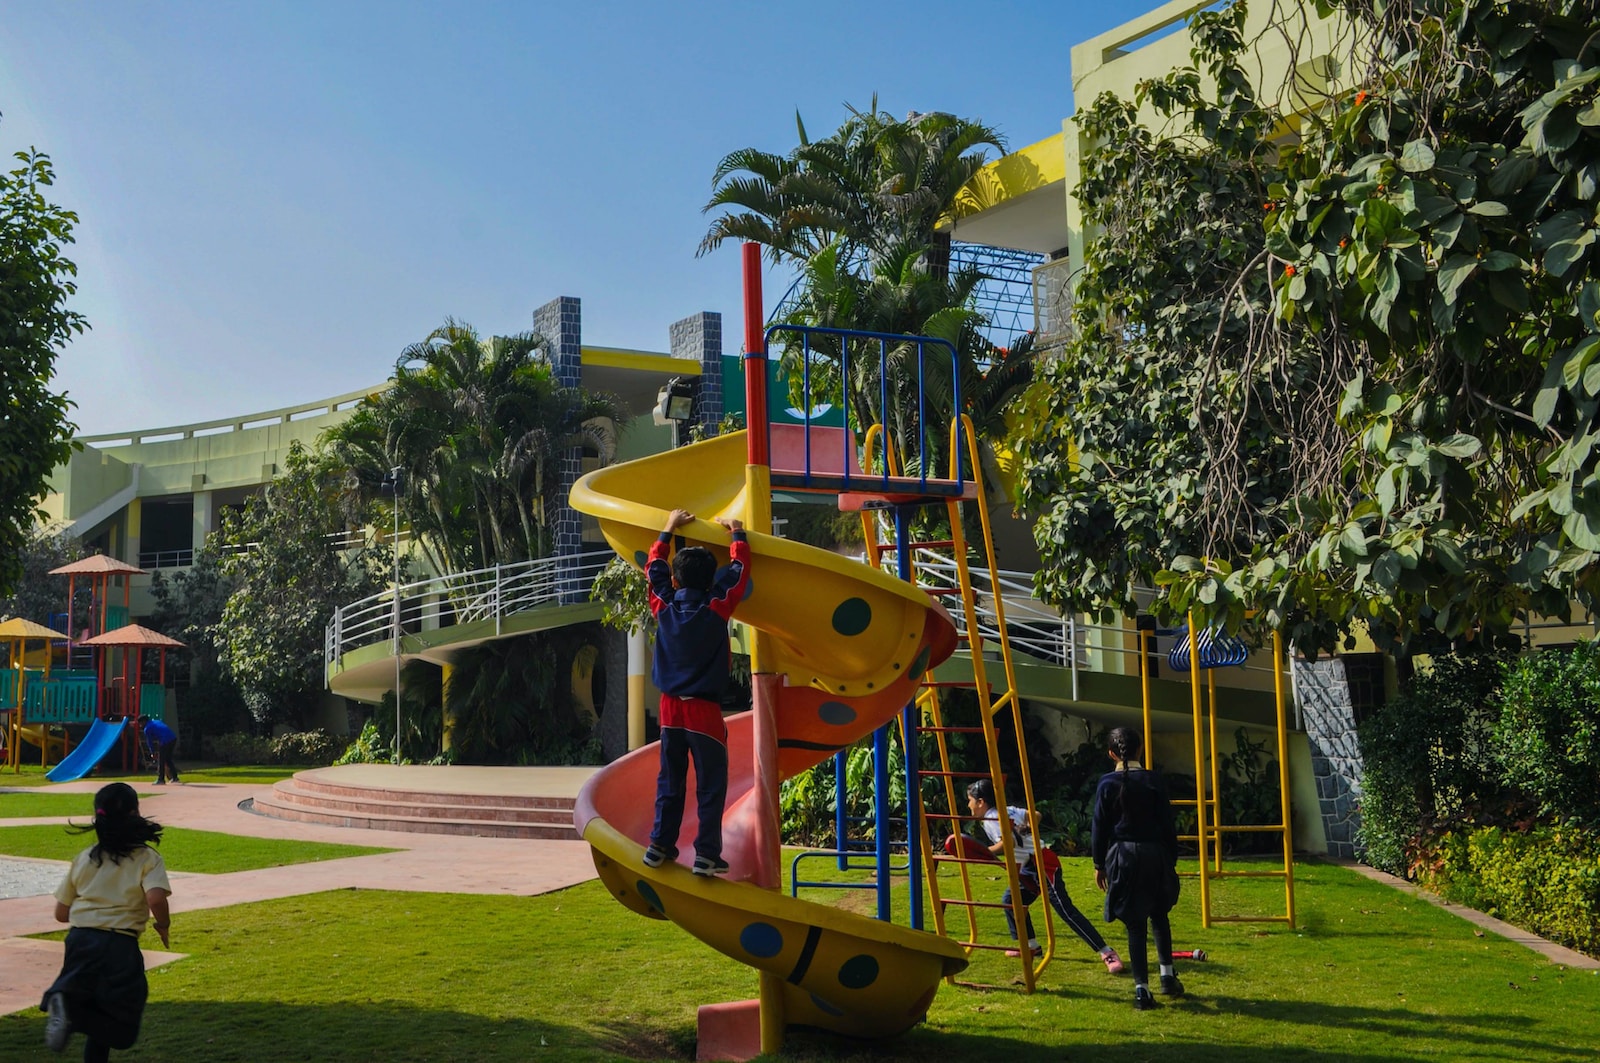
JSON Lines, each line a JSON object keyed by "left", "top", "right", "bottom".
{"left": 653, "top": 377, "right": 697, "bottom": 448}
{"left": 653, "top": 377, "right": 696, "bottom": 426}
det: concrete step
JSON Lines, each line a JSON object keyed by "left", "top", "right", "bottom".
{"left": 287, "top": 773, "right": 576, "bottom": 811}
{"left": 265, "top": 779, "right": 574, "bottom": 825}
{"left": 250, "top": 788, "right": 581, "bottom": 841}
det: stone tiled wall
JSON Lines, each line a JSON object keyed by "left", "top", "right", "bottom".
{"left": 1293, "top": 657, "right": 1364, "bottom": 859}
{"left": 669, "top": 312, "right": 722, "bottom": 438}
{"left": 534, "top": 296, "right": 585, "bottom": 601}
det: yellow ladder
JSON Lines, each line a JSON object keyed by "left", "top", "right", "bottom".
{"left": 859, "top": 415, "right": 1048, "bottom": 991}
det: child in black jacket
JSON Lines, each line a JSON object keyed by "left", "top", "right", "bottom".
{"left": 641, "top": 508, "right": 751, "bottom": 876}
{"left": 1092, "top": 726, "right": 1183, "bottom": 1010}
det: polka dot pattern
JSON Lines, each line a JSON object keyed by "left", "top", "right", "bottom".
{"left": 908, "top": 644, "right": 932, "bottom": 680}
{"left": 739, "top": 922, "right": 784, "bottom": 958}
{"left": 818, "top": 701, "right": 856, "bottom": 726}
{"left": 831, "top": 597, "right": 872, "bottom": 636}
{"left": 636, "top": 880, "right": 664, "bottom": 914}
{"left": 837, "top": 953, "right": 879, "bottom": 990}
{"left": 633, "top": 550, "right": 648, "bottom": 567}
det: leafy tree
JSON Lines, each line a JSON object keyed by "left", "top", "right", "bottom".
{"left": 0, "top": 529, "right": 85, "bottom": 627}
{"left": 148, "top": 549, "right": 250, "bottom": 738}
{"left": 325, "top": 320, "right": 621, "bottom": 576}
{"left": 0, "top": 134, "right": 86, "bottom": 599}
{"left": 1014, "top": 0, "right": 1600, "bottom": 652}
{"left": 444, "top": 627, "right": 600, "bottom": 765}
{"left": 216, "top": 441, "right": 392, "bottom": 730}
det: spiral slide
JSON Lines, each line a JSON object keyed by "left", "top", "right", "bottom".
{"left": 571, "top": 430, "right": 969, "bottom": 1041}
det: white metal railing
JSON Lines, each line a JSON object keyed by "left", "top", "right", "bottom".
{"left": 325, "top": 548, "right": 613, "bottom": 667}
{"left": 905, "top": 547, "right": 1082, "bottom": 668}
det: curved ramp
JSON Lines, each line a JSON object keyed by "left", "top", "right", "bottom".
{"left": 45, "top": 718, "right": 125, "bottom": 783}
{"left": 571, "top": 430, "right": 968, "bottom": 1039}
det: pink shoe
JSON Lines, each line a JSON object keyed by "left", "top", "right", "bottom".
{"left": 1102, "top": 948, "right": 1125, "bottom": 974}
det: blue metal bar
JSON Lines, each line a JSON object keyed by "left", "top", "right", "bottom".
{"left": 874, "top": 721, "right": 891, "bottom": 921}
{"left": 895, "top": 504, "right": 923, "bottom": 930}
{"left": 791, "top": 849, "right": 912, "bottom": 899}
{"left": 879, "top": 338, "right": 890, "bottom": 489}
{"left": 917, "top": 342, "right": 928, "bottom": 491}
{"left": 802, "top": 332, "right": 813, "bottom": 485}
{"left": 841, "top": 333, "right": 852, "bottom": 490}
{"left": 835, "top": 748, "right": 849, "bottom": 871}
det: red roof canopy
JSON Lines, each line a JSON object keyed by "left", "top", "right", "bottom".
{"left": 49, "top": 555, "right": 146, "bottom": 577}
{"left": 78, "top": 624, "right": 185, "bottom": 649}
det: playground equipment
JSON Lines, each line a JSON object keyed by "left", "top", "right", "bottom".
{"left": 571, "top": 244, "right": 1047, "bottom": 1055}
{"left": 1139, "top": 617, "right": 1295, "bottom": 929}
{"left": 45, "top": 718, "right": 129, "bottom": 783}
{"left": 1, "top": 617, "right": 72, "bottom": 771}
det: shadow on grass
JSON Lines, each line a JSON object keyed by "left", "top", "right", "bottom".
{"left": 0, "top": 1000, "right": 686, "bottom": 1063}
{"left": 0, "top": 996, "right": 1583, "bottom": 1063}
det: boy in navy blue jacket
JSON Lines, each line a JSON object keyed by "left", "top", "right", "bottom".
{"left": 139, "top": 717, "right": 181, "bottom": 785}
{"left": 642, "top": 508, "right": 751, "bottom": 876}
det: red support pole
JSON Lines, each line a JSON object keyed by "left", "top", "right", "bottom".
{"left": 742, "top": 243, "right": 770, "bottom": 469}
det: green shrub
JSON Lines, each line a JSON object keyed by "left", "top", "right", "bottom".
{"left": 203, "top": 732, "right": 274, "bottom": 765}
{"left": 335, "top": 721, "right": 390, "bottom": 766}
{"left": 1420, "top": 823, "right": 1600, "bottom": 958}
{"left": 1495, "top": 646, "right": 1600, "bottom": 824}
{"left": 269, "top": 729, "right": 341, "bottom": 765}
{"left": 1356, "top": 653, "right": 1509, "bottom": 875}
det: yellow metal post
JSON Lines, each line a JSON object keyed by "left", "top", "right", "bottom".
{"left": 1139, "top": 629, "right": 1154, "bottom": 771}
{"left": 1274, "top": 630, "right": 1296, "bottom": 927}
{"left": 1187, "top": 612, "right": 1211, "bottom": 928}
{"left": 1208, "top": 669, "right": 1223, "bottom": 875}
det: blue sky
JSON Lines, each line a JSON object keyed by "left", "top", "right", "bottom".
{"left": 0, "top": 1, "right": 1152, "bottom": 433}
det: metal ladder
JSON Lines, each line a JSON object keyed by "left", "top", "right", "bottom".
{"left": 860, "top": 415, "right": 1050, "bottom": 991}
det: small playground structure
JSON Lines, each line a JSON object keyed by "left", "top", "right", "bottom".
{"left": 1, "top": 555, "right": 183, "bottom": 781}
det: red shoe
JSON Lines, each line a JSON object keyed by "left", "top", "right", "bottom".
{"left": 1102, "top": 948, "right": 1126, "bottom": 974}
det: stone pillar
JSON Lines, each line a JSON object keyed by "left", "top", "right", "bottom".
{"left": 669, "top": 312, "right": 723, "bottom": 437}
{"left": 191, "top": 490, "right": 213, "bottom": 556}
{"left": 533, "top": 296, "right": 585, "bottom": 601}
{"left": 1292, "top": 657, "right": 1364, "bottom": 860}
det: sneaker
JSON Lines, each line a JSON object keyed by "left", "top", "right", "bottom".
{"left": 151, "top": 780, "right": 165, "bottom": 786}
{"left": 1133, "top": 985, "right": 1158, "bottom": 1011}
{"left": 1004, "top": 940, "right": 1038, "bottom": 958}
{"left": 1160, "top": 973, "right": 1185, "bottom": 998}
{"left": 1102, "top": 948, "right": 1125, "bottom": 974}
{"left": 642, "top": 844, "right": 674, "bottom": 868}
{"left": 691, "top": 855, "right": 730, "bottom": 877}
{"left": 43, "top": 991, "right": 70, "bottom": 1052}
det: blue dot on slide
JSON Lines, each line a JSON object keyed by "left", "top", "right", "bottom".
{"left": 636, "top": 880, "right": 664, "bottom": 914}
{"left": 739, "top": 922, "right": 784, "bottom": 958}
{"left": 831, "top": 598, "right": 872, "bottom": 636}
{"left": 837, "top": 954, "right": 880, "bottom": 989}
{"left": 818, "top": 701, "right": 856, "bottom": 726}
{"left": 633, "top": 550, "right": 648, "bottom": 567}
{"left": 810, "top": 993, "right": 845, "bottom": 1016}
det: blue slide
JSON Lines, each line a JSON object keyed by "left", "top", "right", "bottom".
{"left": 45, "top": 718, "right": 128, "bottom": 783}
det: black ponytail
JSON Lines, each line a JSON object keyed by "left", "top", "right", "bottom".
{"left": 69, "top": 782, "right": 163, "bottom": 866}
{"left": 1108, "top": 726, "right": 1144, "bottom": 829}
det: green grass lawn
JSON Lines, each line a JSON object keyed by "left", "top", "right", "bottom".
{"left": 0, "top": 825, "right": 393, "bottom": 874}
{"left": 1, "top": 859, "right": 1595, "bottom": 1062}
{"left": 0, "top": 763, "right": 306, "bottom": 787}
{"left": 0, "top": 792, "right": 157, "bottom": 818}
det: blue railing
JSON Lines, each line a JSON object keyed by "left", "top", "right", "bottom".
{"left": 763, "top": 324, "right": 967, "bottom": 496}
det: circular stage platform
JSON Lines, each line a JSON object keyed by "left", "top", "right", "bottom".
{"left": 252, "top": 763, "right": 598, "bottom": 840}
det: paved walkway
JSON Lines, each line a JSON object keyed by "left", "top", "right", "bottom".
{"left": 0, "top": 774, "right": 600, "bottom": 1017}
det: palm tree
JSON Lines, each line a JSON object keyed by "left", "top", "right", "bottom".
{"left": 702, "top": 106, "right": 1034, "bottom": 497}
{"left": 700, "top": 104, "right": 1004, "bottom": 275}
{"left": 325, "top": 320, "right": 620, "bottom": 574}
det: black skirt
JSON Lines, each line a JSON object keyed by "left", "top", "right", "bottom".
{"left": 1102, "top": 839, "right": 1180, "bottom": 923}
{"left": 43, "top": 926, "right": 148, "bottom": 1048}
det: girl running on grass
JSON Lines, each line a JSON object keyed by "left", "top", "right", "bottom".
{"left": 1092, "top": 726, "right": 1183, "bottom": 1011}
{"left": 41, "top": 782, "right": 172, "bottom": 1061}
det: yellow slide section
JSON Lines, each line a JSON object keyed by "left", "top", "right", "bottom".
{"left": 571, "top": 431, "right": 968, "bottom": 1039}
{"left": 15, "top": 723, "right": 68, "bottom": 759}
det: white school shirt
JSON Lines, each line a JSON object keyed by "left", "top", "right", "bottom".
{"left": 980, "top": 806, "right": 1035, "bottom": 861}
